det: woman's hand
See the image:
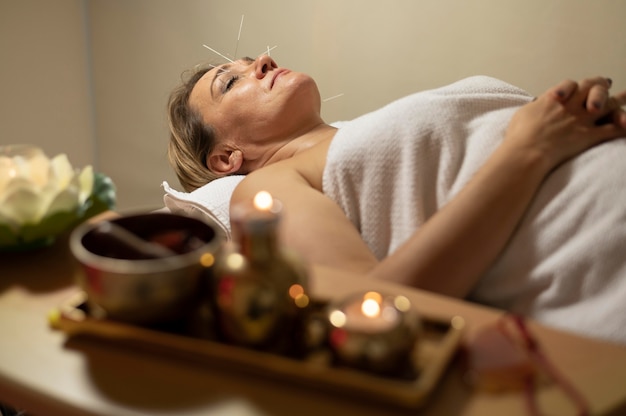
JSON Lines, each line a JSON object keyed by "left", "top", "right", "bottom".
{"left": 551, "top": 77, "right": 626, "bottom": 126}
{"left": 401, "top": 77, "right": 624, "bottom": 297}
{"left": 504, "top": 76, "right": 626, "bottom": 172}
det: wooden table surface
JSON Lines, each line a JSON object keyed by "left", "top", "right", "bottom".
{"left": 1, "top": 234, "right": 626, "bottom": 416}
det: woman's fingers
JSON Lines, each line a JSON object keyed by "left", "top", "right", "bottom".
{"left": 585, "top": 83, "right": 610, "bottom": 112}
{"left": 549, "top": 79, "right": 578, "bottom": 102}
{"left": 592, "top": 90, "right": 626, "bottom": 127}
{"left": 508, "top": 82, "right": 626, "bottom": 170}
{"left": 549, "top": 76, "right": 612, "bottom": 110}
{"left": 608, "top": 90, "right": 626, "bottom": 128}
{"left": 569, "top": 76, "right": 612, "bottom": 111}
{"left": 547, "top": 77, "right": 625, "bottom": 128}
{"left": 592, "top": 116, "right": 626, "bottom": 143}
{"left": 593, "top": 90, "right": 626, "bottom": 139}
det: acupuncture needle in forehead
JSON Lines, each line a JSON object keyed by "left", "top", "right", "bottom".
{"left": 202, "top": 44, "right": 234, "bottom": 63}
{"left": 261, "top": 45, "right": 278, "bottom": 56}
{"left": 205, "top": 63, "right": 224, "bottom": 76}
{"left": 233, "top": 15, "right": 245, "bottom": 60}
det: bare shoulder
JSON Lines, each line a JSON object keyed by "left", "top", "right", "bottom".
{"left": 231, "top": 137, "right": 331, "bottom": 207}
{"left": 230, "top": 136, "right": 376, "bottom": 273}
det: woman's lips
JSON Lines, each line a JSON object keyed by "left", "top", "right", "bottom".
{"left": 271, "top": 69, "right": 290, "bottom": 89}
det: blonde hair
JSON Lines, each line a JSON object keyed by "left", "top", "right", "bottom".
{"left": 167, "top": 64, "right": 221, "bottom": 192}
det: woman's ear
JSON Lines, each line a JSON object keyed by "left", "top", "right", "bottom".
{"left": 207, "top": 147, "right": 243, "bottom": 175}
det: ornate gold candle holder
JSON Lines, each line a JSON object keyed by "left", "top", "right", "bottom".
{"left": 327, "top": 291, "right": 422, "bottom": 375}
{"left": 210, "top": 191, "right": 311, "bottom": 355}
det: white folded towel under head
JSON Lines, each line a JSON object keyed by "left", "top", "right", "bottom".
{"left": 162, "top": 176, "right": 244, "bottom": 240}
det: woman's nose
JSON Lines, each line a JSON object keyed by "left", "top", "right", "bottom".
{"left": 254, "top": 54, "right": 277, "bottom": 79}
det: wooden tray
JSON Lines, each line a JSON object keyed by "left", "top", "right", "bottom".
{"left": 50, "top": 291, "right": 465, "bottom": 409}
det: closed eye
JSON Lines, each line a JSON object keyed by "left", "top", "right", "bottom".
{"left": 223, "top": 75, "right": 239, "bottom": 93}
{"left": 218, "top": 57, "right": 253, "bottom": 94}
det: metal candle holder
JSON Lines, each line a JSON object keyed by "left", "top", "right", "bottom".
{"left": 327, "top": 291, "right": 422, "bottom": 375}
{"left": 209, "top": 191, "right": 311, "bottom": 355}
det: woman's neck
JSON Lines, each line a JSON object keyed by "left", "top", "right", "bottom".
{"left": 265, "top": 123, "right": 337, "bottom": 166}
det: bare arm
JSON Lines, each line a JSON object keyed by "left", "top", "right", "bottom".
{"left": 374, "top": 77, "right": 626, "bottom": 296}
{"left": 232, "top": 145, "right": 380, "bottom": 275}
{"left": 231, "top": 77, "right": 626, "bottom": 298}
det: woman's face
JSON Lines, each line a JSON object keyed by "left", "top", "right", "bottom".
{"left": 189, "top": 55, "right": 322, "bottom": 170}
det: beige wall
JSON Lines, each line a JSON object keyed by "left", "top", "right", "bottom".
{"left": 0, "top": 0, "right": 94, "bottom": 169}
{"left": 2, "top": 0, "right": 625, "bottom": 211}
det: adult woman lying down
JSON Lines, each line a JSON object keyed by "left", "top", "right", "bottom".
{"left": 167, "top": 54, "right": 626, "bottom": 344}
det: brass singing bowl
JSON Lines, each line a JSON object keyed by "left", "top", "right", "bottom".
{"left": 69, "top": 212, "right": 223, "bottom": 325}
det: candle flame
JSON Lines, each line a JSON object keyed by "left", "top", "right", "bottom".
{"left": 361, "top": 298, "right": 381, "bottom": 318}
{"left": 253, "top": 191, "right": 273, "bottom": 211}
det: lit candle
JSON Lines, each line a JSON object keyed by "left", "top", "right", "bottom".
{"left": 231, "top": 190, "right": 280, "bottom": 219}
{"left": 253, "top": 190, "right": 273, "bottom": 210}
{"left": 230, "top": 190, "right": 283, "bottom": 238}
{"left": 211, "top": 190, "right": 310, "bottom": 354}
{"left": 327, "top": 291, "right": 421, "bottom": 375}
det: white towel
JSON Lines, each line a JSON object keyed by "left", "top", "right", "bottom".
{"left": 162, "top": 176, "right": 244, "bottom": 240}
{"left": 323, "top": 76, "right": 626, "bottom": 344}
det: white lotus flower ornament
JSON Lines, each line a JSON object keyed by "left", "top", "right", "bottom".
{"left": 0, "top": 144, "right": 116, "bottom": 250}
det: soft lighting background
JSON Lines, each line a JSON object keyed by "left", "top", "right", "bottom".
{"left": 1, "top": 0, "right": 625, "bottom": 211}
